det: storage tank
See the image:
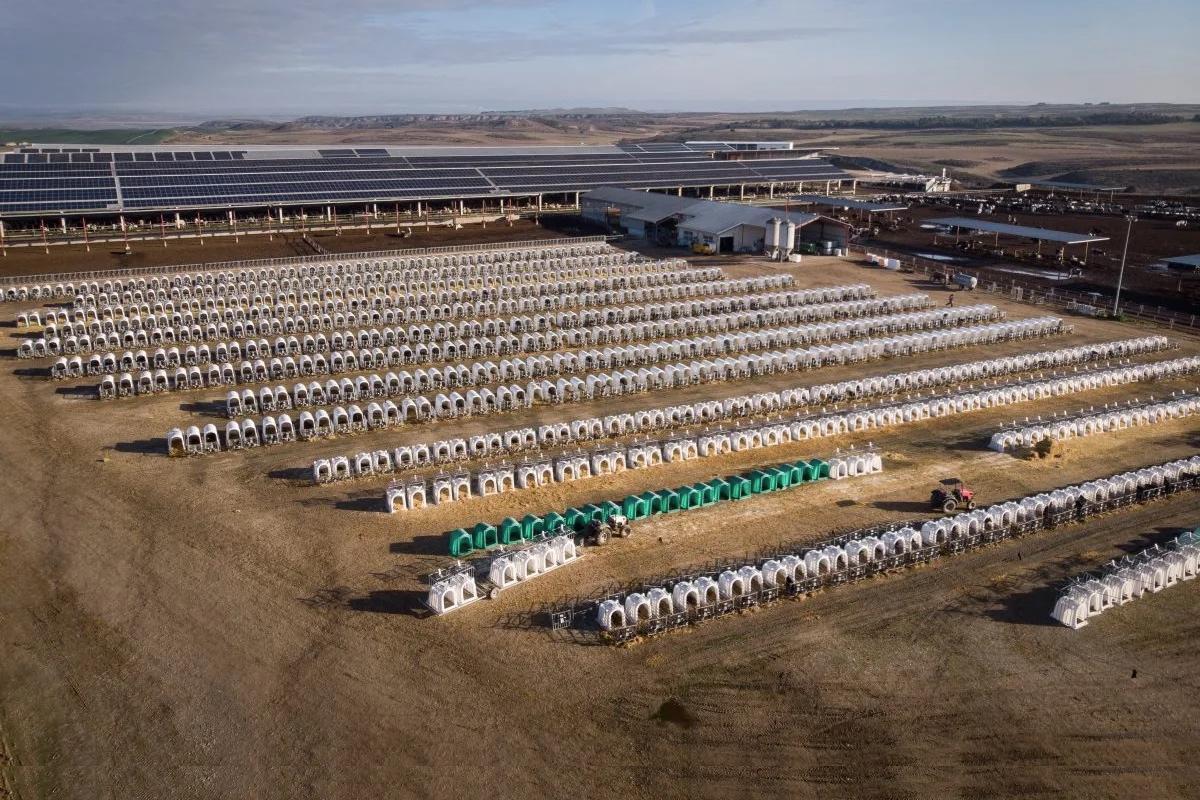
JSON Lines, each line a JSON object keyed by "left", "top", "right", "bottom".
{"left": 782, "top": 220, "right": 797, "bottom": 253}
{"left": 764, "top": 218, "right": 781, "bottom": 250}
{"left": 821, "top": 240, "right": 835, "bottom": 255}
{"left": 952, "top": 273, "right": 978, "bottom": 290}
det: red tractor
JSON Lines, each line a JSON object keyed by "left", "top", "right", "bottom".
{"left": 931, "top": 480, "right": 976, "bottom": 513}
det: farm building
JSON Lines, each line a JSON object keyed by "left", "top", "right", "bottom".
{"left": 581, "top": 187, "right": 850, "bottom": 255}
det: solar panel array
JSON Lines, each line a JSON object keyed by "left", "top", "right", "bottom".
{"left": 0, "top": 143, "right": 848, "bottom": 216}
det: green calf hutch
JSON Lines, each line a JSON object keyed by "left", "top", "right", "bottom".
{"left": 448, "top": 528, "right": 473, "bottom": 557}
{"left": 777, "top": 464, "right": 797, "bottom": 488}
{"left": 728, "top": 475, "right": 753, "bottom": 500}
{"left": 472, "top": 522, "right": 499, "bottom": 550}
{"left": 521, "top": 514, "right": 545, "bottom": 540}
{"left": 746, "top": 469, "right": 778, "bottom": 494}
{"left": 498, "top": 517, "right": 523, "bottom": 545}
{"left": 443, "top": 453, "right": 841, "bottom": 555}
{"left": 542, "top": 511, "right": 566, "bottom": 534}
{"left": 675, "top": 485, "right": 702, "bottom": 511}
{"left": 622, "top": 494, "right": 650, "bottom": 520}
{"left": 640, "top": 490, "right": 666, "bottom": 516}
{"left": 707, "top": 477, "right": 731, "bottom": 501}
{"left": 563, "top": 507, "right": 590, "bottom": 532}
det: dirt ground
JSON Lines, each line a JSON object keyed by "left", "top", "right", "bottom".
{"left": 855, "top": 205, "right": 1200, "bottom": 315}
{"left": 1, "top": 247, "right": 1199, "bottom": 799}
{"left": 0, "top": 218, "right": 582, "bottom": 280}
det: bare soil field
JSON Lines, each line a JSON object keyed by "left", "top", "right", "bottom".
{"left": 1, "top": 247, "right": 1198, "bottom": 799}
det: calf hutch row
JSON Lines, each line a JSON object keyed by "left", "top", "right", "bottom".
{"left": 29, "top": 274, "right": 861, "bottom": 346}
{"left": 1, "top": 238, "right": 631, "bottom": 303}
{"left": 26, "top": 272, "right": 805, "bottom": 358}
{"left": 165, "top": 316, "right": 1074, "bottom": 456}
{"left": 439, "top": 452, "right": 880, "bottom": 557}
{"left": 580, "top": 456, "right": 1200, "bottom": 641}
{"left": 988, "top": 391, "right": 1199, "bottom": 452}
{"left": 1052, "top": 529, "right": 1200, "bottom": 629}
{"left": 373, "top": 353, "right": 1198, "bottom": 512}
{"left": 308, "top": 336, "right": 1173, "bottom": 484}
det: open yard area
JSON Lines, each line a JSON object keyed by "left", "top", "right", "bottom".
{"left": 1, "top": 238, "right": 1198, "bottom": 799}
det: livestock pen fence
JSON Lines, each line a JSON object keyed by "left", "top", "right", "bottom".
{"left": 847, "top": 244, "right": 1199, "bottom": 332}
{"left": 542, "top": 458, "right": 1200, "bottom": 644}
{"left": 0, "top": 235, "right": 613, "bottom": 288}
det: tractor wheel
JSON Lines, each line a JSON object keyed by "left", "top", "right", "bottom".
{"left": 942, "top": 499, "right": 958, "bottom": 513}
{"left": 966, "top": 500, "right": 976, "bottom": 510}
{"left": 594, "top": 530, "right": 609, "bottom": 546}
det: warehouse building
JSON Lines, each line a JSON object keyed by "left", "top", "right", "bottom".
{"left": 582, "top": 187, "right": 849, "bottom": 256}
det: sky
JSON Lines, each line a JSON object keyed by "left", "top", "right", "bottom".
{"left": 1, "top": 0, "right": 1197, "bottom": 118}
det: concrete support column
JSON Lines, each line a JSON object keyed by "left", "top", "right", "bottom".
{"left": 677, "top": 187, "right": 683, "bottom": 196}
{"left": 825, "top": 181, "right": 831, "bottom": 194}
{"left": 372, "top": 203, "right": 378, "bottom": 218}
{"left": 60, "top": 216, "right": 67, "bottom": 233}
{"left": 852, "top": 179, "right": 857, "bottom": 194}
{"left": 575, "top": 191, "right": 581, "bottom": 207}
{"left": 537, "top": 194, "right": 543, "bottom": 210}
{"left": 459, "top": 200, "right": 466, "bottom": 215}
{"left": 499, "top": 198, "right": 505, "bottom": 213}
{"left": 740, "top": 184, "right": 745, "bottom": 200}
{"left": 278, "top": 208, "right": 284, "bottom": 224}
{"left": 326, "top": 206, "right": 332, "bottom": 222}
{"left": 416, "top": 201, "right": 422, "bottom": 216}
{"left": 769, "top": 183, "right": 775, "bottom": 198}
{"left": 708, "top": 185, "right": 714, "bottom": 198}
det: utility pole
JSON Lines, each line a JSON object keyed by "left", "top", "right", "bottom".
{"left": 1113, "top": 214, "right": 1136, "bottom": 317}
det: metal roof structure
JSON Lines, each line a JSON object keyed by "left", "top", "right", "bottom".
{"left": 678, "top": 203, "right": 821, "bottom": 235}
{"left": 583, "top": 187, "right": 694, "bottom": 223}
{"left": 927, "top": 217, "right": 1110, "bottom": 245}
{"left": 1161, "top": 253, "right": 1200, "bottom": 269}
{"left": 790, "top": 194, "right": 907, "bottom": 213}
{"left": 0, "top": 142, "right": 850, "bottom": 218}
{"left": 1029, "top": 180, "right": 1129, "bottom": 192}
{"left": 583, "top": 187, "right": 843, "bottom": 236}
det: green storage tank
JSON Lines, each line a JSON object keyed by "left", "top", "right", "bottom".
{"left": 448, "top": 528, "right": 473, "bottom": 557}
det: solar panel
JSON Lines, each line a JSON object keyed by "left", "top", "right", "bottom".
{"left": 0, "top": 146, "right": 848, "bottom": 216}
